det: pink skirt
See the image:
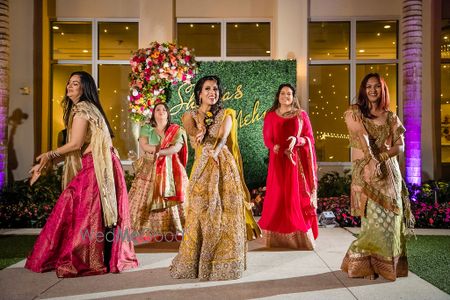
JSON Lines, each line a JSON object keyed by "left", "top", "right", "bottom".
{"left": 25, "top": 151, "right": 138, "bottom": 277}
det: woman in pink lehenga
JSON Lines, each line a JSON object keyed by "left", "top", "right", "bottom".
{"left": 258, "top": 83, "right": 319, "bottom": 249}
{"left": 25, "top": 71, "right": 138, "bottom": 278}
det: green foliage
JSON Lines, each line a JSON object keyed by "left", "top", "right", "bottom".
{"left": 408, "top": 181, "right": 450, "bottom": 204}
{"left": 407, "top": 236, "right": 450, "bottom": 294}
{"left": 0, "top": 235, "right": 38, "bottom": 269}
{"left": 169, "top": 60, "right": 296, "bottom": 188}
{"left": 317, "top": 170, "right": 351, "bottom": 197}
{"left": 0, "top": 167, "right": 62, "bottom": 228}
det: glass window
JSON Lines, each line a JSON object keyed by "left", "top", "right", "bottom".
{"left": 356, "top": 21, "right": 398, "bottom": 59}
{"left": 308, "top": 22, "right": 350, "bottom": 60}
{"left": 98, "top": 65, "right": 135, "bottom": 158}
{"left": 177, "top": 23, "right": 221, "bottom": 57}
{"left": 226, "top": 22, "right": 270, "bottom": 57}
{"left": 441, "top": 19, "right": 450, "bottom": 59}
{"left": 356, "top": 64, "right": 398, "bottom": 112}
{"left": 51, "top": 64, "right": 92, "bottom": 149}
{"left": 52, "top": 21, "right": 92, "bottom": 60}
{"left": 98, "top": 22, "right": 139, "bottom": 60}
{"left": 309, "top": 65, "right": 350, "bottom": 162}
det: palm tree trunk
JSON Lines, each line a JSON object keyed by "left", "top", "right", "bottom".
{"left": 0, "top": 0, "right": 9, "bottom": 189}
{"left": 402, "top": 0, "right": 422, "bottom": 185}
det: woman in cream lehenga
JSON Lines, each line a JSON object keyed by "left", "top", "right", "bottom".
{"left": 341, "top": 73, "right": 414, "bottom": 281}
{"left": 169, "top": 75, "right": 260, "bottom": 281}
{"left": 128, "top": 102, "right": 188, "bottom": 240}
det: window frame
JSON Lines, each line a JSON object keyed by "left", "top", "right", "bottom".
{"left": 177, "top": 18, "right": 273, "bottom": 61}
{"left": 50, "top": 18, "right": 139, "bottom": 165}
{"left": 308, "top": 17, "right": 400, "bottom": 164}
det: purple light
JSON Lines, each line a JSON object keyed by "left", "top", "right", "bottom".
{"left": 402, "top": 0, "right": 422, "bottom": 185}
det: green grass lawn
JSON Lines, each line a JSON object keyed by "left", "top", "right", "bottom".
{"left": 0, "top": 235, "right": 37, "bottom": 270}
{"left": 407, "top": 235, "right": 450, "bottom": 295}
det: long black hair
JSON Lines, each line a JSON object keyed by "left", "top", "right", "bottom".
{"left": 62, "top": 71, "right": 114, "bottom": 138}
{"left": 193, "top": 75, "right": 223, "bottom": 116}
{"left": 149, "top": 102, "right": 171, "bottom": 132}
{"left": 267, "top": 83, "right": 300, "bottom": 112}
{"left": 356, "top": 73, "right": 390, "bottom": 119}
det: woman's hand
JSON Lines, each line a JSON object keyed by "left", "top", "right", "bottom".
{"left": 273, "top": 144, "right": 280, "bottom": 154}
{"left": 195, "top": 125, "right": 206, "bottom": 144}
{"left": 284, "top": 148, "right": 296, "bottom": 165}
{"left": 208, "top": 149, "right": 219, "bottom": 165}
{"left": 287, "top": 136, "right": 296, "bottom": 151}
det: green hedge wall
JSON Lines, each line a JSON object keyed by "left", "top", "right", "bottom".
{"left": 169, "top": 60, "right": 296, "bottom": 188}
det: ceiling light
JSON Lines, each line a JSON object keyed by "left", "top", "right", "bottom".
{"left": 82, "top": 50, "right": 89, "bottom": 53}
{"left": 125, "top": 26, "right": 129, "bottom": 30}
{"left": 190, "top": 24, "right": 194, "bottom": 28}
{"left": 52, "top": 26, "right": 59, "bottom": 30}
{"left": 384, "top": 25, "right": 391, "bottom": 29}
{"left": 104, "top": 29, "right": 108, "bottom": 33}
{"left": 359, "top": 49, "right": 365, "bottom": 53}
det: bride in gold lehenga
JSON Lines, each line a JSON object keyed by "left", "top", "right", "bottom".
{"left": 169, "top": 75, "right": 260, "bottom": 281}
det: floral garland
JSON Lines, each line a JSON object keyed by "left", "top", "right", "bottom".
{"left": 128, "top": 41, "right": 197, "bottom": 122}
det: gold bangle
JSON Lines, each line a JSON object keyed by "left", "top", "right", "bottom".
{"left": 379, "top": 152, "right": 390, "bottom": 162}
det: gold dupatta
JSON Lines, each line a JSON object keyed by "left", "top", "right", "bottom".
{"left": 219, "top": 109, "right": 262, "bottom": 241}
{"left": 63, "top": 101, "right": 118, "bottom": 227}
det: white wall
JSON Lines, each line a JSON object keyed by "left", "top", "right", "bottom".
{"left": 310, "top": 0, "right": 401, "bottom": 18}
{"left": 55, "top": 0, "right": 139, "bottom": 18}
{"left": 176, "top": 0, "right": 274, "bottom": 18}
{"left": 9, "top": 0, "right": 35, "bottom": 181}
{"left": 273, "top": 0, "right": 308, "bottom": 110}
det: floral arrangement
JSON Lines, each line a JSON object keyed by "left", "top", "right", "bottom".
{"left": 204, "top": 111, "right": 214, "bottom": 127}
{"left": 128, "top": 41, "right": 197, "bottom": 122}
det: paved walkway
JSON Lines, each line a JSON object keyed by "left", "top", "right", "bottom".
{"left": 0, "top": 228, "right": 449, "bottom": 300}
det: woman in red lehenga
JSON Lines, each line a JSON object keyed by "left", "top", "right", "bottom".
{"left": 25, "top": 71, "right": 138, "bottom": 277}
{"left": 259, "top": 83, "right": 319, "bottom": 249}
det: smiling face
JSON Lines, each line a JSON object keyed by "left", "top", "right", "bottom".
{"left": 365, "top": 76, "right": 382, "bottom": 104}
{"left": 278, "top": 86, "right": 294, "bottom": 108}
{"left": 66, "top": 75, "right": 82, "bottom": 103}
{"left": 153, "top": 103, "right": 168, "bottom": 124}
{"left": 199, "top": 80, "right": 219, "bottom": 107}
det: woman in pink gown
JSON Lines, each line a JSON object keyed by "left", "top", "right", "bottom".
{"left": 259, "top": 83, "right": 319, "bottom": 249}
{"left": 25, "top": 71, "right": 138, "bottom": 277}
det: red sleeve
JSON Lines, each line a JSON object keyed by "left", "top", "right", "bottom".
{"left": 263, "top": 111, "right": 275, "bottom": 150}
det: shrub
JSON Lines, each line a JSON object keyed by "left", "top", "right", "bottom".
{"left": 317, "top": 170, "right": 351, "bottom": 198}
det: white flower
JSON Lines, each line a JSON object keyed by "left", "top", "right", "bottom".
{"left": 143, "top": 109, "right": 150, "bottom": 116}
{"left": 127, "top": 96, "right": 131, "bottom": 101}
{"left": 132, "top": 89, "right": 139, "bottom": 97}
{"left": 154, "top": 90, "right": 160, "bottom": 96}
{"left": 132, "top": 108, "right": 136, "bottom": 113}
{"left": 185, "top": 51, "right": 190, "bottom": 56}
{"left": 150, "top": 75, "right": 155, "bottom": 81}
{"left": 163, "top": 62, "right": 169, "bottom": 68}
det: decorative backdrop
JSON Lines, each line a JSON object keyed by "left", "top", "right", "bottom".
{"left": 168, "top": 60, "right": 296, "bottom": 188}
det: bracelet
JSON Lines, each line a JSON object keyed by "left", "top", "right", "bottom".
{"left": 47, "top": 150, "right": 62, "bottom": 160}
{"left": 379, "top": 152, "right": 390, "bottom": 162}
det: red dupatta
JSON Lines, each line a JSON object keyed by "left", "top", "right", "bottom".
{"left": 295, "top": 111, "right": 319, "bottom": 238}
{"left": 154, "top": 124, "right": 188, "bottom": 203}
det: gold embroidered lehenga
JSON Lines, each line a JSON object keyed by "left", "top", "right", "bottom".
{"left": 341, "top": 106, "right": 414, "bottom": 281}
{"left": 170, "top": 108, "right": 260, "bottom": 281}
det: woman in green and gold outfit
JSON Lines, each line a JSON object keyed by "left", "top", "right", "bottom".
{"left": 128, "top": 102, "right": 188, "bottom": 238}
{"left": 170, "top": 75, "right": 260, "bottom": 281}
{"left": 341, "top": 73, "right": 414, "bottom": 281}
